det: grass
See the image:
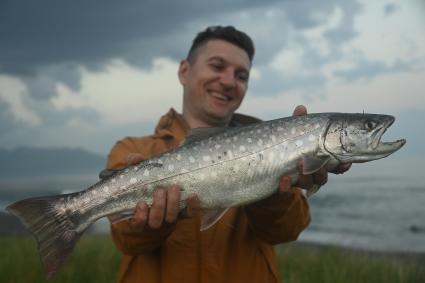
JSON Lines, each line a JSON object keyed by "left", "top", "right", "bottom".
{"left": 0, "top": 235, "right": 120, "bottom": 283}
{"left": 277, "top": 242, "right": 425, "bottom": 283}
{"left": 0, "top": 235, "right": 424, "bottom": 283}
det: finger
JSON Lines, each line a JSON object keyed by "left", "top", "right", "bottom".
{"left": 184, "top": 193, "right": 200, "bottom": 218}
{"left": 127, "top": 153, "right": 144, "bottom": 165}
{"left": 330, "top": 163, "right": 352, "bottom": 174}
{"left": 278, "top": 176, "right": 292, "bottom": 194}
{"left": 165, "top": 186, "right": 181, "bottom": 223}
{"left": 148, "top": 188, "right": 166, "bottom": 229}
{"left": 313, "top": 167, "right": 328, "bottom": 186}
{"left": 292, "top": 105, "right": 307, "bottom": 117}
{"left": 295, "top": 162, "right": 315, "bottom": 190}
{"left": 296, "top": 174, "right": 314, "bottom": 190}
{"left": 129, "top": 201, "right": 148, "bottom": 229}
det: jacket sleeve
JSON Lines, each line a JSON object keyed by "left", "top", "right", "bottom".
{"left": 244, "top": 188, "right": 311, "bottom": 245}
{"left": 107, "top": 137, "right": 176, "bottom": 255}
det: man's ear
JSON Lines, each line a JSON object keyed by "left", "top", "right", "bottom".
{"left": 178, "top": 60, "right": 189, "bottom": 85}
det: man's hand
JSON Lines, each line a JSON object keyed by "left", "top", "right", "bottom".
{"left": 126, "top": 153, "right": 200, "bottom": 231}
{"left": 278, "top": 105, "right": 351, "bottom": 195}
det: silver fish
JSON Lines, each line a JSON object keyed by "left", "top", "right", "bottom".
{"left": 7, "top": 113, "right": 406, "bottom": 277}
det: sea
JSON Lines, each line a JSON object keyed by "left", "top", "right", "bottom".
{"left": 1, "top": 166, "right": 424, "bottom": 254}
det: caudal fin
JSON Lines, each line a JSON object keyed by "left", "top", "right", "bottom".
{"left": 6, "top": 195, "right": 83, "bottom": 278}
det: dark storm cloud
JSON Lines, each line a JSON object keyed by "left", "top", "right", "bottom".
{"left": 0, "top": 0, "right": 280, "bottom": 76}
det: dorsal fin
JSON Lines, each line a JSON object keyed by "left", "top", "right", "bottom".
{"left": 182, "top": 127, "right": 228, "bottom": 145}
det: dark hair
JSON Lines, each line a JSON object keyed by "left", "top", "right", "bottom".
{"left": 187, "top": 26, "right": 255, "bottom": 63}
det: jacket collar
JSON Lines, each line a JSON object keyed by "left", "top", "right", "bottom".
{"left": 153, "top": 108, "right": 261, "bottom": 140}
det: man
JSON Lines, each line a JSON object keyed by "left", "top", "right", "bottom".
{"left": 106, "top": 26, "right": 350, "bottom": 283}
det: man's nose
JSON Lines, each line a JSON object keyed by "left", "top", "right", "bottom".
{"left": 219, "top": 69, "right": 236, "bottom": 89}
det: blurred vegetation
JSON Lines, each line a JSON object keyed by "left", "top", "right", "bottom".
{"left": 0, "top": 235, "right": 424, "bottom": 283}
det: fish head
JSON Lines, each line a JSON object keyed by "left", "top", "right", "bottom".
{"left": 323, "top": 113, "right": 406, "bottom": 163}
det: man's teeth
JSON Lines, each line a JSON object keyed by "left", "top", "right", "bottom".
{"left": 211, "top": 92, "right": 230, "bottom": 101}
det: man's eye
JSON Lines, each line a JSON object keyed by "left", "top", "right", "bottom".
{"left": 210, "top": 63, "right": 223, "bottom": 71}
{"left": 236, "top": 73, "right": 249, "bottom": 82}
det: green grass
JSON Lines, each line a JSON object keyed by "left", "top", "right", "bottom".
{"left": 0, "top": 235, "right": 424, "bottom": 283}
{"left": 277, "top": 243, "right": 425, "bottom": 283}
{"left": 0, "top": 235, "right": 120, "bottom": 283}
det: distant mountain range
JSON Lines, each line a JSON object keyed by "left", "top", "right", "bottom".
{"left": 0, "top": 147, "right": 107, "bottom": 178}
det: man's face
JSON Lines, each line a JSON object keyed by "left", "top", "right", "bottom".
{"left": 179, "top": 39, "right": 251, "bottom": 126}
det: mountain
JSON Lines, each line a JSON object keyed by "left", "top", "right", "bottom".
{"left": 0, "top": 147, "right": 107, "bottom": 178}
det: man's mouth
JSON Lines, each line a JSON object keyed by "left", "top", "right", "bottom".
{"left": 210, "top": 91, "right": 232, "bottom": 102}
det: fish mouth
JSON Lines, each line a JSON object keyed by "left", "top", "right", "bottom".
{"left": 372, "top": 116, "right": 406, "bottom": 155}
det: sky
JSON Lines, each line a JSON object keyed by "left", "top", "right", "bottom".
{"left": 0, "top": 0, "right": 424, "bottom": 175}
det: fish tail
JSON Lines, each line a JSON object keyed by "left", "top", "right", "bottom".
{"left": 6, "top": 195, "right": 83, "bottom": 278}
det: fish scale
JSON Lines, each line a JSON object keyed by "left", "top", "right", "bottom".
{"left": 6, "top": 112, "right": 406, "bottom": 278}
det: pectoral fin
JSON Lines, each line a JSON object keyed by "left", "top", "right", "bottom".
{"left": 200, "top": 207, "right": 229, "bottom": 231}
{"left": 302, "top": 155, "right": 330, "bottom": 175}
{"left": 108, "top": 211, "right": 134, "bottom": 224}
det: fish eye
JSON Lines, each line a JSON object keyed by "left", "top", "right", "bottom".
{"left": 365, "top": 120, "right": 377, "bottom": 131}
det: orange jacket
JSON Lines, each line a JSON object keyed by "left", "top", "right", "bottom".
{"left": 107, "top": 109, "right": 310, "bottom": 283}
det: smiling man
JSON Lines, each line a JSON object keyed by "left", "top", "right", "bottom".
{"left": 106, "top": 26, "right": 346, "bottom": 283}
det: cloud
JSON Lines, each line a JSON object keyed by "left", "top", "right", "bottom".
{"left": 0, "top": 75, "right": 41, "bottom": 126}
{"left": 240, "top": 70, "right": 425, "bottom": 119}
{"left": 0, "top": 0, "right": 280, "bottom": 75}
{"left": 51, "top": 57, "right": 182, "bottom": 125}
{"left": 384, "top": 3, "right": 399, "bottom": 16}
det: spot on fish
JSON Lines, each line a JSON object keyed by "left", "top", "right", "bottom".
{"left": 211, "top": 172, "right": 217, "bottom": 178}
{"left": 134, "top": 167, "right": 139, "bottom": 171}
{"left": 189, "top": 156, "right": 195, "bottom": 163}
{"left": 315, "top": 124, "right": 321, "bottom": 129}
{"left": 176, "top": 154, "right": 182, "bottom": 161}
{"left": 291, "top": 128, "right": 296, "bottom": 135}
{"left": 120, "top": 175, "right": 124, "bottom": 179}
{"left": 233, "top": 136, "right": 238, "bottom": 141}
{"left": 268, "top": 152, "right": 275, "bottom": 162}
{"left": 103, "top": 186, "right": 109, "bottom": 193}
{"left": 130, "top": 178, "right": 137, "bottom": 184}
{"left": 215, "top": 144, "right": 221, "bottom": 149}
{"left": 277, "top": 127, "right": 284, "bottom": 132}
{"left": 257, "top": 139, "right": 263, "bottom": 146}
{"left": 308, "top": 134, "right": 316, "bottom": 141}
{"left": 203, "top": 156, "right": 211, "bottom": 162}
{"left": 227, "top": 150, "right": 234, "bottom": 159}
{"left": 271, "top": 135, "right": 276, "bottom": 143}
{"left": 180, "top": 168, "right": 189, "bottom": 174}
{"left": 168, "top": 164, "right": 174, "bottom": 171}
{"left": 247, "top": 138, "right": 252, "bottom": 143}
{"left": 295, "top": 140, "right": 303, "bottom": 147}
{"left": 112, "top": 178, "right": 116, "bottom": 183}
{"left": 257, "top": 129, "right": 262, "bottom": 133}
{"left": 226, "top": 139, "right": 231, "bottom": 143}
{"left": 280, "top": 152, "right": 285, "bottom": 159}
{"left": 239, "top": 145, "right": 246, "bottom": 152}
{"left": 143, "top": 170, "right": 150, "bottom": 177}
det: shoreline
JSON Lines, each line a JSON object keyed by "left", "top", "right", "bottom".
{"left": 2, "top": 210, "right": 424, "bottom": 265}
{"left": 281, "top": 240, "right": 425, "bottom": 264}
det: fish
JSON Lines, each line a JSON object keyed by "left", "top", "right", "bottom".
{"left": 6, "top": 112, "right": 406, "bottom": 277}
